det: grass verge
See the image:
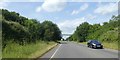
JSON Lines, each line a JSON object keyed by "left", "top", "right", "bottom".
{"left": 102, "top": 42, "right": 118, "bottom": 50}
{"left": 80, "top": 42, "right": 118, "bottom": 50}
{"left": 2, "top": 41, "right": 57, "bottom": 59}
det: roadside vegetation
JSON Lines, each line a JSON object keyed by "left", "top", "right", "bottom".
{"left": 67, "top": 15, "right": 119, "bottom": 50}
{"left": 2, "top": 41, "right": 56, "bottom": 58}
{"left": 1, "top": 9, "right": 62, "bottom": 58}
{"left": 0, "top": 31, "right": 1, "bottom": 59}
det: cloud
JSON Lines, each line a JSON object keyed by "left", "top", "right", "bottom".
{"left": 94, "top": 3, "right": 118, "bottom": 15}
{"left": 36, "top": 7, "right": 42, "bottom": 12}
{"left": 36, "top": 0, "right": 67, "bottom": 12}
{"left": 70, "top": 0, "right": 120, "bottom": 2}
{"left": 0, "top": 2, "right": 8, "bottom": 9}
{"left": 1, "top": 0, "right": 42, "bottom": 2}
{"left": 58, "top": 14, "right": 97, "bottom": 34}
{"left": 1, "top": 0, "right": 119, "bottom": 2}
{"left": 58, "top": 17, "right": 86, "bottom": 34}
{"left": 71, "top": 3, "right": 89, "bottom": 15}
{"left": 0, "top": 0, "right": 5, "bottom": 2}
{"left": 85, "top": 14, "right": 96, "bottom": 20}
{"left": 29, "top": 0, "right": 44, "bottom": 2}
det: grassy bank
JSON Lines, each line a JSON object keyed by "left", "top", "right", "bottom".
{"left": 80, "top": 42, "right": 118, "bottom": 50}
{"left": 102, "top": 42, "right": 118, "bottom": 50}
{"left": 2, "top": 41, "right": 57, "bottom": 58}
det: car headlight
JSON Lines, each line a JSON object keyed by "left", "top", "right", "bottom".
{"left": 101, "top": 44, "right": 103, "bottom": 46}
{"left": 92, "top": 43, "right": 96, "bottom": 45}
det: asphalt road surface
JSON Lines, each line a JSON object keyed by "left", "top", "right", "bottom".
{"left": 38, "top": 41, "right": 119, "bottom": 60}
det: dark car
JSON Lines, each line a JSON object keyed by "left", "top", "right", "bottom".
{"left": 87, "top": 40, "right": 103, "bottom": 49}
{"left": 57, "top": 41, "right": 67, "bottom": 44}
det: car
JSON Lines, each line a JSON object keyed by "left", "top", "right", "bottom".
{"left": 87, "top": 40, "right": 103, "bottom": 49}
{"left": 57, "top": 41, "right": 67, "bottom": 44}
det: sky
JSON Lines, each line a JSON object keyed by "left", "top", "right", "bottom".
{"left": 0, "top": 0, "right": 119, "bottom": 39}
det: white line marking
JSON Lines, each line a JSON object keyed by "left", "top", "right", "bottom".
{"left": 49, "top": 44, "right": 62, "bottom": 60}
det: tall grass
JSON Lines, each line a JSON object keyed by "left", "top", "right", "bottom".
{"left": 102, "top": 42, "right": 118, "bottom": 50}
{"left": 2, "top": 41, "right": 57, "bottom": 58}
{"left": 80, "top": 42, "right": 118, "bottom": 50}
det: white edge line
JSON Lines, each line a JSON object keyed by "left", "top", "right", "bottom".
{"left": 49, "top": 44, "right": 62, "bottom": 60}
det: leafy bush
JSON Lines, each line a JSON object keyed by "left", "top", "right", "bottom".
{"left": 2, "top": 9, "right": 62, "bottom": 49}
{"left": 69, "top": 15, "right": 119, "bottom": 43}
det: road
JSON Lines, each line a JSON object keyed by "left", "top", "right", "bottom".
{"left": 38, "top": 41, "right": 119, "bottom": 60}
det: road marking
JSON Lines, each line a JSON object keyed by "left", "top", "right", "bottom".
{"left": 49, "top": 44, "right": 62, "bottom": 60}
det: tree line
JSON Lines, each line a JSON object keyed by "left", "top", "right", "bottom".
{"left": 67, "top": 15, "right": 119, "bottom": 43}
{"left": 1, "top": 9, "right": 62, "bottom": 48}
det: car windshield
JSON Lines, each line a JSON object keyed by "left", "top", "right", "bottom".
{"left": 92, "top": 40, "right": 100, "bottom": 44}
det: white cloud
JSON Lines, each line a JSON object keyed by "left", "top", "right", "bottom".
{"left": 1, "top": 0, "right": 119, "bottom": 2}
{"left": 58, "top": 14, "right": 97, "bottom": 34}
{"left": 71, "top": 3, "right": 89, "bottom": 15}
{"left": 36, "top": 7, "right": 42, "bottom": 12}
{"left": 85, "top": 14, "right": 96, "bottom": 20}
{"left": 0, "top": 0, "right": 5, "bottom": 2}
{"left": 94, "top": 3, "right": 118, "bottom": 15}
{"left": 1, "top": 0, "right": 41, "bottom": 2}
{"left": 36, "top": 0, "right": 67, "bottom": 12}
{"left": 70, "top": 0, "right": 120, "bottom": 2}
{"left": 58, "top": 17, "right": 86, "bottom": 34}
{"left": 0, "top": 2, "right": 7, "bottom": 9}
{"left": 29, "top": 0, "right": 44, "bottom": 2}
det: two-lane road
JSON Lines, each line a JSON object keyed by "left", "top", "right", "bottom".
{"left": 38, "top": 41, "right": 119, "bottom": 60}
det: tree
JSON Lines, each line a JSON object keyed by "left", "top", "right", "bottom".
{"left": 72, "top": 22, "right": 90, "bottom": 42}
{"left": 2, "top": 9, "right": 62, "bottom": 49}
{"left": 68, "top": 15, "right": 119, "bottom": 43}
{"left": 41, "top": 21, "right": 62, "bottom": 41}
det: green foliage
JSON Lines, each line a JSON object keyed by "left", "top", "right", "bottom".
{"left": 98, "top": 28, "right": 118, "bottom": 42}
{"left": 2, "top": 9, "right": 62, "bottom": 49}
{"left": 2, "top": 20, "right": 30, "bottom": 47}
{"left": 41, "top": 21, "right": 61, "bottom": 41}
{"left": 69, "top": 15, "right": 119, "bottom": 43}
{"left": 2, "top": 41, "right": 56, "bottom": 58}
{"left": 70, "top": 22, "right": 90, "bottom": 42}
